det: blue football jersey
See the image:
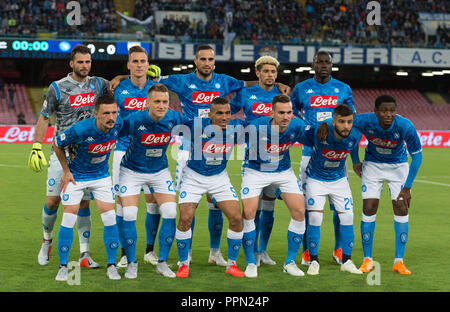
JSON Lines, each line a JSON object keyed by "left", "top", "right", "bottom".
{"left": 120, "top": 110, "right": 186, "bottom": 174}
{"left": 186, "top": 118, "right": 245, "bottom": 176}
{"left": 113, "top": 78, "right": 156, "bottom": 151}
{"left": 230, "top": 84, "right": 299, "bottom": 121}
{"left": 244, "top": 116, "right": 306, "bottom": 173}
{"left": 55, "top": 116, "right": 123, "bottom": 181}
{"left": 292, "top": 77, "right": 355, "bottom": 156}
{"left": 301, "top": 122, "right": 361, "bottom": 182}
{"left": 158, "top": 71, "right": 245, "bottom": 119}
{"left": 354, "top": 113, "right": 422, "bottom": 164}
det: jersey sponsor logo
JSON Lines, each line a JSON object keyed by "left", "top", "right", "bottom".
{"left": 202, "top": 142, "right": 232, "bottom": 154}
{"left": 88, "top": 139, "right": 116, "bottom": 154}
{"left": 310, "top": 95, "right": 338, "bottom": 108}
{"left": 192, "top": 92, "right": 220, "bottom": 104}
{"left": 368, "top": 136, "right": 398, "bottom": 148}
{"left": 265, "top": 141, "right": 292, "bottom": 154}
{"left": 124, "top": 97, "right": 146, "bottom": 110}
{"left": 321, "top": 148, "right": 350, "bottom": 160}
{"left": 252, "top": 102, "right": 272, "bottom": 115}
{"left": 69, "top": 92, "right": 95, "bottom": 107}
{"left": 141, "top": 132, "right": 171, "bottom": 145}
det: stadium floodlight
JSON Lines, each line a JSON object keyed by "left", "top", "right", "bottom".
{"left": 283, "top": 69, "right": 292, "bottom": 74}
{"left": 188, "top": 64, "right": 194, "bottom": 68}
{"left": 173, "top": 67, "right": 181, "bottom": 71}
{"left": 181, "top": 65, "right": 187, "bottom": 70}
{"left": 442, "top": 70, "right": 450, "bottom": 74}
{"left": 396, "top": 71, "right": 408, "bottom": 76}
{"left": 332, "top": 67, "right": 339, "bottom": 71}
{"left": 241, "top": 68, "right": 251, "bottom": 73}
{"left": 432, "top": 71, "right": 444, "bottom": 76}
{"left": 309, "top": 70, "right": 315, "bottom": 74}
{"left": 421, "top": 72, "right": 433, "bottom": 77}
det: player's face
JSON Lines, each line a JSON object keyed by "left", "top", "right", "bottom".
{"left": 256, "top": 64, "right": 277, "bottom": 88}
{"left": 271, "top": 101, "right": 293, "bottom": 131}
{"left": 95, "top": 103, "right": 118, "bottom": 132}
{"left": 332, "top": 114, "right": 353, "bottom": 139}
{"left": 375, "top": 102, "right": 396, "bottom": 129}
{"left": 147, "top": 91, "right": 170, "bottom": 121}
{"left": 70, "top": 53, "right": 91, "bottom": 80}
{"left": 209, "top": 104, "right": 231, "bottom": 130}
{"left": 194, "top": 49, "right": 215, "bottom": 78}
{"left": 127, "top": 52, "right": 149, "bottom": 79}
{"left": 313, "top": 53, "right": 332, "bottom": 80}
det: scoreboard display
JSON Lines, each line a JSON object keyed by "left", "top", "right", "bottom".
{"left": 0, "top": 39, "right": 151, "bottom": 60}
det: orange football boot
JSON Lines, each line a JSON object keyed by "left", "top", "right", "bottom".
{"left": 359, "top": 258, "right": 374, "bottom": 273}
{"left": 393, "top": 261, "right": 411, "bottom": 275}
{"left": 176, "top": 263, "right": 190, "bottom": 278}
{"left": 226, "top": 264, "right": 245, "bottom": 277}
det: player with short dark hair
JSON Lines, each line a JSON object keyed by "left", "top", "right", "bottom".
{"left": 352, "top": 95, "right": 422, "bottom": 275}
{"left": 292, "top": 50, "right": 356, "bottom": 266}
{"left": 52, "top": 94, "right": 123, "bottom": 281}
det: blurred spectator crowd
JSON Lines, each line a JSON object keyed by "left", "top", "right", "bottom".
{"left": 0, "top": 0, "right": 448, "bottom": 48}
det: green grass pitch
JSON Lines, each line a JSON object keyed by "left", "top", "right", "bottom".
{"left": 0, "top": 143, "right": 449, "bottom": 292}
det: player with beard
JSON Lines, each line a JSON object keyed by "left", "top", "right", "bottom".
{"left": 300, "top": 104, "right": 362, "bottom": 276}
{"left": 292, "top": 50, "right": 355, "bottom": 266}
{"left": 30, "top": 44, "right": 126, "bottom": 268}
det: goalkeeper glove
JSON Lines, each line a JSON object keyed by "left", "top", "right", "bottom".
{"left": 147, "top": 64, "right": 161, "bottom": 78}
{"left": 28, "top": 142, "right": 48, "bottom": 172}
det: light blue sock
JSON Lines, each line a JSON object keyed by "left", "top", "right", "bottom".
{"left": 242, "top": 229, "right": 257, "bottom": 265}
{"left": 361, "top": 214, "right": 376, "bottom": 258}
{"left": 208, "top": 208, "right": 223, "bottom": 250}
{"left": 285, "top": 230, "right": 303, "bottom": 265}
{"left": 121, "top": 220, "right": 137, "bottom": 263}
{"left": 394, "top": 215, "right": 409, "bottom": 259}
{"left": 331, "top": 205, "right": 341, "bottom": 250}
{"left": 104, "top": 224, "right": 120, "bottom": 265}
{"left": 259, "top": 210, "right": 274, "bottom": 253}
{"left": 176, "top": 230, "right": 192, "bottom": 263}
{"left": 227, "top": 230, "right": 243, "bottom": 262}
{"left": 340, "top": 224, "right": 355, "bottom": 257}
{"left": 58, "top": 226, "right": 73, "bottom": 266}
{"left": 306, "top": 225, "right": 321, "bottom": 257}
{"left": 145, "top": 212, "right": 161, "bottom": 246}
{"left": 158, "top": 218, "right": 176, "bottom": 262}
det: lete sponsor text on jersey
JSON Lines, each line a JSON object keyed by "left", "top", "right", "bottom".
{"left": 252, "top": 102, "right": 272, "bottom": 115}
{"left": 141, "top": 132, "right": 172, "bottom": 145}
{"left": 192, "top": 92, "right": 220, "bottom": 104}
{"left": 321, "top": 148, "right": 350, "bottom": 160}
{"left": 124, "top": 98, "right": 147, "bottom": 110}
{"left": 310, "top": 95, "right": 338, "bottom": 108}
{"left": 368, "top": 136, "right": 398, "bottom": 148}
{"left": 88, "top": 140, "right": 116, "bottom": 154}
{"left": 265, "top": 142, "right": 292, "bottom": 154}
{"left": 202, "top": 142, "right": 233, "bottom": 154}
{"left": 69, "top": 92, "right": 95, "bottom": 107}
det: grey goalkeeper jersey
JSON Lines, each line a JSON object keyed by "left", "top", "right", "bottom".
{"left": 40, "top": 73, "right": 109, "bottom": 138}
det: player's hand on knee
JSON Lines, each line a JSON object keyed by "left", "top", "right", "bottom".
{"left": 396, "top": 187, "right": 411, "bottom": 210}
{"left": 316, "top": 122, "right": 329, "bottom": 142}
{"left": 28, "top": 142, "right": 48, "bottom": 172}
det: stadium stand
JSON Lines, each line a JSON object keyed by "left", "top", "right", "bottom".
{"left": 0, "top": 83, "right": 35, "bottom": 125}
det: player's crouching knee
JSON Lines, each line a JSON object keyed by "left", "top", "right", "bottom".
{"left": 228, "top": 212, "right": 243, "bottom": 232}
{"left": 160, "top": 202, "right": 177, "bottom": 219}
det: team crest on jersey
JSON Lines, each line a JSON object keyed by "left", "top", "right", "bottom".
{"left": 334, "top": 88, "right": 340, "bottom": 93}
{"left": 60, "top": 133, "right": 66, "bottom": 141}
{"left": 215, "top": 83, "right": 221, "bottom": 89}
{"left": 89, "top": 82, "right": 96, "bottom": 90}
{"left": 394, "top": 132, "right": 400, "bottom": 139}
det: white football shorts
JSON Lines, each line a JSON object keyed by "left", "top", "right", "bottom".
{"left": 361, "top": 161, "right": 409, "bottom": 200}
{"left": 240, "top": 167, "right": 302, "bottom": 199}
{"left": 112, "top": 150, "right": 151, "bottom": 196}
{"left": 60, "top": 176, "right": 114, "bottom": 206}
{"left": 47, "top": 152, "right": 91, "bottom": 200}
{"left": 119, "top": 166, "right": 176, "bottom": 197}
{"left": 178, "top": 167, "right": 239, "bottom": 204}
{"left": 304, "top": 176, "right": 354, "bottom": 213}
